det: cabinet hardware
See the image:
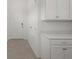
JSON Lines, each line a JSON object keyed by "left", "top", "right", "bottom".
{"left": 63, "top": 48, "right": 67, "bottom": 50}
{"left": 21, "top": 22, "right": 23, "bottom": 28}
{"left": 56, "top": 16, "right": 59, "bottom": 18}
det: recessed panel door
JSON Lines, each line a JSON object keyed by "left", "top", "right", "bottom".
{"left": 51, "top": 47, "right": 64, "bottom": 59}
{"left": 58, "top": 0, "right": 70, "bottom": 19}
{"left": 45, "top": 0, "right": 57, "bottom": 19}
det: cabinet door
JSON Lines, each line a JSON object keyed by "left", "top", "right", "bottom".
{"left": 51, "top": 47, "right": 72, "bottom": 59}
{"left": 45, "top": 0, "right": 57, "bottom": 19}
{"left": 58, "top": 0, "right": 71, "bottom": 19}
{"left": 63, "top": 47, "right": 72, "bottom": 59}
{"left": 51, "top": 47, "right": 64, "bottom": 59}
{"left": 69, "top": 0, "right": 72, "bottom": 18}
{"left": 42, "top": 0, "right": 72, "bottom": 20}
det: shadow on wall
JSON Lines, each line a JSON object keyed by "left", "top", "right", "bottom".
{"left": 40, "top": 21, "right": 72, "bottom": 34}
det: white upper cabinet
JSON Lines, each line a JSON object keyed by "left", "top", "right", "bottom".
{"left": 41, "top": 0, "right": 72, "bottom": 21}
{"left": 45, "top": 0, "right": 57, "bottom": 19}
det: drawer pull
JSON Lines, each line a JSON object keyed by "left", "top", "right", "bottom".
{"left": 63, "top": 48, "right": 67, "bottom": 50}
{"left": 56, "top": 16, "right": 59, "bottom": 18}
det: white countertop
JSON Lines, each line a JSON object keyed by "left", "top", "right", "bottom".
{"left": 42, "top": 34, "right": 72, "bottom": 40}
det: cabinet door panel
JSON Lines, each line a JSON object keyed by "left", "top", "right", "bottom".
{"left": 51, "top": 47, "right": 64, "bottom": 59}
{"left": 51, "top": 47, "right": 72, "bottom": 59}
{"left": 46, "top": 0, "right": 57, "bottom": 19}
{"left": 69, "top": 0, "right": 72, "bottom": 18}
{"left": 64, "top": 47, "right": 72, "bottom": 59}
{"left": 41, "top": 0, "right": 72, "bottom": 20}
{"left": 58, "top": 0, "right": 70, "bottom": 19}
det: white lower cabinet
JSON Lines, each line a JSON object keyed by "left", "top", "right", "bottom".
{"left": 51, "top": 47, "right": 64, "bottom": 59}
{"left": 41, "top": 37, "right": 72, "bottom": 59}
{"left": 63, "top": 47, "right": 72, "bottom": 59}
{"left": 51, "top": 46, "right": 72, "bottom": 59}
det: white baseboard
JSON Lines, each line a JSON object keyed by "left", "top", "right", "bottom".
{"left": 28, "top": 40, "right": 41, "bottom": 59}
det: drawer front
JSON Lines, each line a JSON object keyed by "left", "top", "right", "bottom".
{"left": 50, "top": 40, "right": 72, "bottom": 45}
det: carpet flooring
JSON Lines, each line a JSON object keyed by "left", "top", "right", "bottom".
{"left": 7, "top": 39, "right": 38, "bottom": 59}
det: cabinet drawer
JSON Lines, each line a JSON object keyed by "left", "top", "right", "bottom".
{"left": 50, "top": 40, "right": 72, "bottom": 45}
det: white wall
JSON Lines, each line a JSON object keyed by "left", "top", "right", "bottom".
{"left": 27, "top": 0, "right": 41, "bottom": 58}
{"left": 7, "top": 0, "right": 29, "bottom": 40}
{"left": 40, "top": 21, "right": 72, "bottom": 34}
{"left": 7, "top": 0, "right": 41, "bottom": 58}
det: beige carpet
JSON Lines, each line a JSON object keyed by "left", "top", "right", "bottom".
{"left": 7, "top": 39, "right": 38, "bottom": 59}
